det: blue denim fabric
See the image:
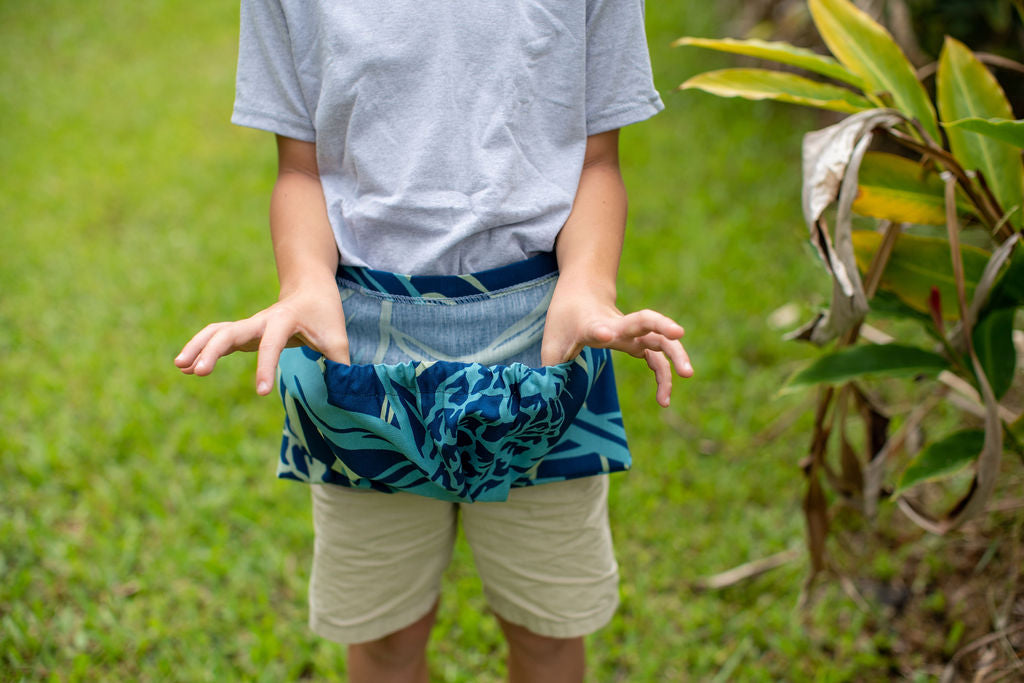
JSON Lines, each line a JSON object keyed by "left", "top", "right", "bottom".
{"left": 277, "top": 253, "right": 631, "bottom": 502}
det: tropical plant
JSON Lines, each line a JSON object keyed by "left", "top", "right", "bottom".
{"left": 725, "top": 0, "right": 1024, "bottom": 73}
{"left": 676, "top": 0, "right": 1024, "bottom": 587}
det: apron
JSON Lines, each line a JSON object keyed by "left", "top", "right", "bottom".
{"left": 276, "top": 253, "right": 631, "bottom": 502}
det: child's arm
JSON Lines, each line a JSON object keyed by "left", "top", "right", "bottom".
{"left": 541, "top": 129, "right": 693, "bottom": 407}
{"left": 174, "top": 135, "right": 350, "bottom": 395}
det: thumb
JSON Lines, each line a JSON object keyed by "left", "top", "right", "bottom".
{"left": 540, "top": 333, "right": 581, "bottom": 367}
{"left": 584, "top": 321, "right": 616, "bottom": 346}
{"left": 312, "top": 318, "right": 351, "bottom": 365}
{"left": 319, "top": 337, "right": 351, "bottom": 365}
{"left": 540, "top": 342, "right": 561, "bottom": 367}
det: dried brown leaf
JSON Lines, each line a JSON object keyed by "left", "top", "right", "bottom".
{"left": 803, "top": 470, "right": 830, "bottom": 575}
{"left": 799, "top": 109, "right": 906, "bottom": 343}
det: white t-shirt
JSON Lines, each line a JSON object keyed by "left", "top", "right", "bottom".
{"left": 233, "top": 0, "right": 663, "bottom": 275}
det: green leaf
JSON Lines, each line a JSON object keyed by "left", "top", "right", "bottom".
{"left": 986, "top": 247, "right": 1024, "bottom": 310}
{"left": 809, "top": 0, "right": 939, "bottom": 140}
{"left": 672, "top": 37, "right": 865, "bottom": 89}
{"left": 853, "top": 152, "right": 952, "bottom": 225}
{"left": 786, "top": 343, "right": 949, "bottom": 390}
{"left": 895, "top": 430, "right": 985, "bottom": 496}
{"left": 944, "top": 117, "right": 1024, "bottom": 150}
{"left": 972, "top": 307, "right": 1017, "bottom": 399}
{"left": 869, "top": 289, "right": 937, "bottom": 327}
{"left": 852, "top": 231, "right": 991, "bottom": 318}
{"left": 1013, "top": 412, "right": 1024, "bottom": 442}
{"left": 679, "top": 69, "right": 873, "bottom": 114}
{"left": 937, "top": 37, "right": 1024, "bottom": 227}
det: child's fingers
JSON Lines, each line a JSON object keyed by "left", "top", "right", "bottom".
{"left": 193, "top": 318, "right": 265, "bottom": 376}
{"left": 598, "top": 331, "right": 651, "bottom": 357}
{"left": 607, "top": 332, "right": 693, "bottom": 378}
{"left": 256, "top": 318, "right": 293, "bottom": 395}
{"left": 608, "top": 309, "right": 685, "bottom": 341}
{"left": 175, "top": 322, "right": 228, "bottom": 372}
{"left": 644, "top": 349, "right": 673, "bottom": 407}
{"left": 643, "top": 333, "right": 693, "bottom": 378}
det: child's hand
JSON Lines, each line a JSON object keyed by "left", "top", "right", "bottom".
{"left": 540, "top": 283, "right": 693, "bottom": 408}
{"left": 173, "top": 278, "right": 349, "bottom": 396}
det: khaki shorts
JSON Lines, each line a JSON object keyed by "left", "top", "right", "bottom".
{"left": 309, "top": 475, "right": 619, "bottom": 644}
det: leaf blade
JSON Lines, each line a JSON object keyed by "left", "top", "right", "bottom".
{"left": 895, "top": 430, "right": 985, "bottom": 496}
{"left": 786, "top": 343, "right": 950, "bottom": 389}
{"left": 853, "top": 152, "right": 950, "bottom": 225}
{"left": 972, "top": 307, "right": 1017, "bottom": 399}
{"left": 852, "top": 231, "right": 992, "bottom": 318}
{"left": 672, "top": 37, "right": 865, "bottom": 88}
{"left": 937, "top": 37, "right": 1024, "bottom": 226}
{"left": 679, "top": 68, "right": 873, "bottom": 114}
{"left": 986, "top": 246, "right": 1024, "bottom": 310}
{"left": 944, "top": 117, "right": 1024, "bottom": 150}
{"left": 809, "top": 0, "right": 939, "bottom": 140}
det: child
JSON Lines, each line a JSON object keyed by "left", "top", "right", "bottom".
{"left": 174, "top": 0, "right": 693, "bottom": 680}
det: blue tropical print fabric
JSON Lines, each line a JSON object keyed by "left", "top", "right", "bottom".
{"left": 275, "top": 254, "right": 632, "bottom": 503}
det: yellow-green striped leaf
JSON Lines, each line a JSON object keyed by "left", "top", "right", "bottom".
{"left": 945, "top": 117, "right": 1024, "bottom": 150}
{"left": 672, "top": 37, "right": 865, "bottom": 89}
{"left": 938, "top": 37, "right": 1024, "bottom": 225}
{"left": 852, "top": 231, "right": 991, "bottom": 319}
{"left": 853, "top": 152, "right": 948, "bottom": 225}
{"left": 809, "top": 0, "right": 939, "bottom": 140}
{"left": 679, "top": 68, "right": 873, "bottom": 114}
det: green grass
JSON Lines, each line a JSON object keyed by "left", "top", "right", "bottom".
{"left": 1, "top": 1, "right": 895, "bottom": 681}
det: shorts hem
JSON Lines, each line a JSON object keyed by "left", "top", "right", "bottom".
{"left": 486, "top": 593, "right": 619, "bottom": 639}
{"left": 308, "top": 593, "right": 440, "bottom": 645}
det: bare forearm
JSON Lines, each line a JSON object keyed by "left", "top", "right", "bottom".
{"left": 175, "top": 135, "right": 350, "bottom": 392}
{"left": 541, "top": 128, "right": 690, "bottom": 405}
{"left": 554, "top": 130, "right": 626, "bottom": 302}
{"left": 270, "top": 168, "right": 339, "bottom": 296}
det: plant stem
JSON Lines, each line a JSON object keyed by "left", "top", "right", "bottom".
{"left": 886, "top": 129, "right": 1013, "bottom": 240}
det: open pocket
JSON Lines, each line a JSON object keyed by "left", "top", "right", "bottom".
{"left": 278, "top": 345, "right": 605, "bottom": 502}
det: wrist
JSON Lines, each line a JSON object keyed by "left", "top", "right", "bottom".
{"left": 553, "top": 271, "right": 617, "bottom": 305}
{"left": 553, "top": 246, "right": 620, "bottom": 304}
{"left": 278, "top": 265, "right": 338, "bottom": 299}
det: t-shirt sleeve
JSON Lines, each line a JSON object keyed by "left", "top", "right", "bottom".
{"left": 584, "top": 0, "right": 664, "bottom": 135}
{"left": 232, "top": 0, "right": 316, "bottom": 141}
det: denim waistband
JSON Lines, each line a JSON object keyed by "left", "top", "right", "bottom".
{"left": 338, "top": 252, "right": 558, "bottom": 299}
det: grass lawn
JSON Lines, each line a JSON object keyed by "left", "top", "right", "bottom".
{"left": 2, "top": 1, "right": 898, "bottom": 680}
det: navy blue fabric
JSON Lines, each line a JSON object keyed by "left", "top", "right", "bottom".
{"left": 276, "top": 255, "right": 632, "bottom": 502}
{"left": 337, "top": 252, "right": 559, "bottom": 299}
